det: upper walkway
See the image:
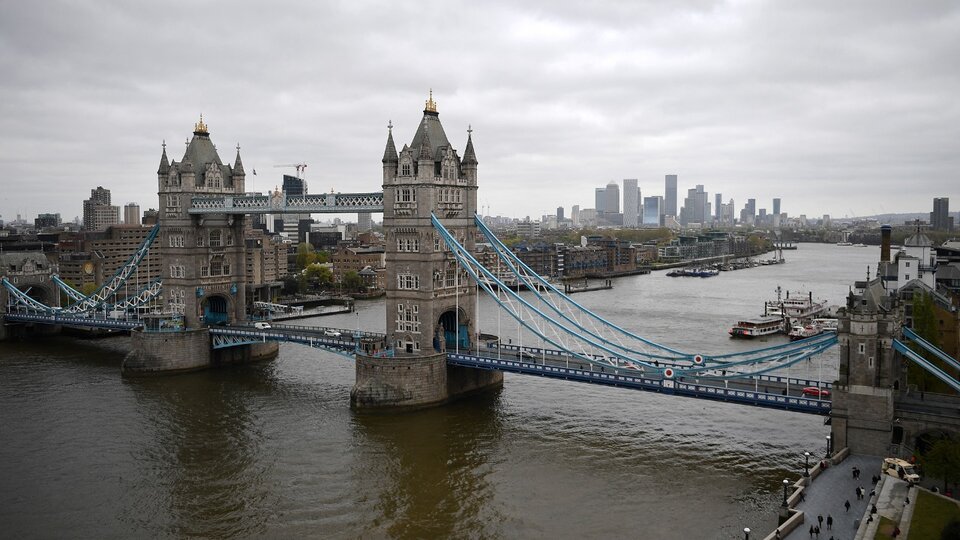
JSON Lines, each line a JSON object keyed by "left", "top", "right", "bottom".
{"left": 188, "top": 192, "right": 384, "bottom": 215}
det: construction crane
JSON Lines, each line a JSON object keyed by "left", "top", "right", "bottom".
{"left": 274, "top": 163, "right": 307, "bottom": 178}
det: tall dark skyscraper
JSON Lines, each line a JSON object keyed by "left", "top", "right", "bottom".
{"left": 282, "top": 174, "right": 307, "bottom": 196}
{"left": 556, "top": 206, "right": 564, "bottom": 221}
{"left": 931, "top": 197, "right": 952, "bottom": 231}
{"left": 664, "top": 174, "right": 677, "bottom": 218}
{"left": 715, "top": 193, "right": 722, "bottom": 221}
{"left": 773, "top": 198, "right": 781, "bottom": 217}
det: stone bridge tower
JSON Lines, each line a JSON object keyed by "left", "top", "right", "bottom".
{"left": 123, "top": 117, "right": 276, "bottom": 375}
{"left": 155, "top": 116, "right": 248, "bottom": 329}
{"left": 351, "top": 93, "right": 502, "bottom": 409}
{"left": 831, "top": 279, "right": 899, "bottom": 454}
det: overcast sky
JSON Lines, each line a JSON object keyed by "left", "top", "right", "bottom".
{"left": 1, "top": 1, "right": 957, "bottom": 223}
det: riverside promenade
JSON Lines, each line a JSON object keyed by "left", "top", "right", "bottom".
{"left": 766, "top": 453, "right": 881, "bottom": 540}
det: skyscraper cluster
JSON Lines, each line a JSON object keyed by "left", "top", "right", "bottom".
{"left": 571, "top": 175, "right": 787, "bottom": 230}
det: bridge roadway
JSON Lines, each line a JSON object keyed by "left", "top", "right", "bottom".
{"left": 209, "top": 325, "right": 831, "bottom": 414}
{"left": 3, "top": 314, "right": 832, "bottom": 413}
{"left": 449, "top": 348, "right": 832, "bottom": 415}
{"left": 3, "top": 312, "right": 142, "bottom": 330}
{"left": 209, "top": 322, "right": 381, "bottom": 353}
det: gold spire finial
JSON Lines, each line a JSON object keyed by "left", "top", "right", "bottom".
{"left": 425, "top": 89, "right": 437, "bottom": 112}
{"left": 194, "top": 113, "right": 208, "bottom": 134}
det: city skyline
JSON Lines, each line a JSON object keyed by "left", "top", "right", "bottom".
{"left": 1, "top": 2, "right": 958, "bottom": 222}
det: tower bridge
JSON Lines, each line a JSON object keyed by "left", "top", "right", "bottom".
{"left": 2, "top": 96, "right": 958, "bottom": 457}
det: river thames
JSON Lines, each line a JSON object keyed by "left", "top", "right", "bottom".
{"left": 0, "top": 243, "right": 879, "bottom": 539}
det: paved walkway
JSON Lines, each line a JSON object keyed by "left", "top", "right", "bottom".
{"left": 781, "top": 454, "right": 881, "bottom": 540}
{"left": 855, "top": 476, "right": 912, "bottom": 539}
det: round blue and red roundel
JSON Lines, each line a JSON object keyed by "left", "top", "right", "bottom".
{"left": 693, "top": 354, "right": 704, "bottom": 365}
{"left": 663, "top": 368, "right": 675, "bottom": 378}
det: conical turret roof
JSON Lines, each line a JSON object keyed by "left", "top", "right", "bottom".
{"left": 382, "top": 123, "right": 398, "bottom": 163}
{"left": 462, "top": 128, "right": 477, "bottom": 165}
{"left": 157, "top": 142, "right": 170, "bottom": 175}
{"left": 418, "top": 118, "right": 434, "bottom": 160}
{"left": 233, "top": 146, "right": 245, "bottom": 175}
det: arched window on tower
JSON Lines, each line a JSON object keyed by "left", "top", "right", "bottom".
{"left": 209, "top": 229, "right": 222, "bottom": 247}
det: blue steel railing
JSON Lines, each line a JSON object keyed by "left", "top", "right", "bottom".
{"left": 447, "top": 352, "right": 831, "bottom": 415}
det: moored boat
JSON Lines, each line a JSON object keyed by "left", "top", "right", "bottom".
{"left": 788, "top": 322, "right": 824, "bottom": 341}
{"left": 764, "top": 286, "right": 828, "bottom": 325}
{"left": 729, "top": 317, "right": 784, "bottom": 338}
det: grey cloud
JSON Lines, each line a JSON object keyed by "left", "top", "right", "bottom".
{"left": 0, "top": 1, "right": 957, "bottom": 222}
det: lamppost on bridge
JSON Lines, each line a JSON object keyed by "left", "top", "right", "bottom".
{"left": 803, "top": 451, "right": 811, "bottom": 478}
{"left": 781, "top": 478, "right": 790, "bottom": 507}
{"left": 825, "top": 434, "right": 832, "bottom": 458}
{"left": 743, "top": 527, "right": 751, "bottom": 540}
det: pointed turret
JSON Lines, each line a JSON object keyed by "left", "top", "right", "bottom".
{"left": 418, "top": 118, "right": 434, "bottom": 161}
{"left": 158, "top": 141, "right": 170, "bottom": 175}
{"left": 460, "top": 125, "right": 478, "bottom": 186}
{"left": 233, "top": 144, "right": 245, "bottom": 175}
{"left": 382, "top": 121, "right": 398, "bottom": 163}
{"left": 461, "top": 125, "right": 477, "bottom": 165}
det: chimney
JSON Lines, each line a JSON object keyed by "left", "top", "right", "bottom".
{"left": 880, "top": 224, "right": 892, "bottom": 262}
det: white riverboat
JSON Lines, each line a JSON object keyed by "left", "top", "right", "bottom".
{"left": 729, "top": 317, "right": 784, "bottom": 338}
{"left": 764, "top": 286, "right": 828, "bottom": 325}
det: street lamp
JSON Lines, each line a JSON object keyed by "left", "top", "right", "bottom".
{"left": 744, "top": 527, "right": 751, "bottom": 540}
{"left": 825, "top": 434, "right": 832, "bottom": 457}
{"left": 782, "top": 478, "right": 790, "bottom": 507}
{"left": 804, "top": 451, "right": 811, "bottom": 477}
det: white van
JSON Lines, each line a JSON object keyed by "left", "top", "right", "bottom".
{"left": 881, "top": 457, "right": 920, "bottom": 484}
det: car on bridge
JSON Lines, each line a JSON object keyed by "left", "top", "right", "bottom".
{"left": 323, "top": 329, "right": 342, "bottom": 338}
{"left": 801, "top": 386, "right": 830, "bottom": 398}
{"left": 254, "top": 322, "right": 271, "bottom": 330}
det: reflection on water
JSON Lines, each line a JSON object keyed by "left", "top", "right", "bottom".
{"left": 122, "top": 371, "right": 276, "bottom": 538}
{"left": 0, "top": 243, "right": 879, "bottom": 538}
{"left": 351, "top": 391, "right": 505, "bottom": 538}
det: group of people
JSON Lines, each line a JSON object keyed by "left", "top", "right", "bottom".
{"left": 806, "top": 513, "right": 834, "bottom": 538}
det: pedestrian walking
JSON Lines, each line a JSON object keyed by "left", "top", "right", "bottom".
{"left": 809, "top": 524, "right": 815, "bottom": 537}
{"left": 775, "top": 529, "right": 781, "bottom": 539}
{"left": 859, "top": 485, "right": 865, "bottom": 499}
{"left": 844, "top": 499, "right": 850, "bottom": 512}
{"left": 855, "top": 486, "right": 861, "bottom": 500}
{"left": 826, "top": 514, "right": 833, "bottom": 529}
{"left": 817, "top": 514, "right": 823, "bottom": 527}
{"left": 814, "top": 524, "right": 820, "bottom": 538}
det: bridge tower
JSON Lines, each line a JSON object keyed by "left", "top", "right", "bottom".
{"left": 124, "top": 117, "right": 274, "bottom": 374}
{"left": 351, "top": 93, "right": 502, "bottom": 409}
{"left": 831, "top": 278, "right": 900, "bottom": 455}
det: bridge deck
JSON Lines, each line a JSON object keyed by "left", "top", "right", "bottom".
{"left": 447, "top": 352, "right": 831, "bottom": 415}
